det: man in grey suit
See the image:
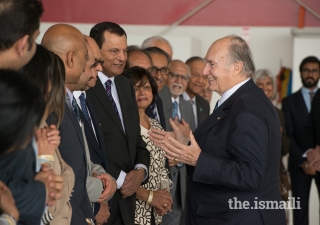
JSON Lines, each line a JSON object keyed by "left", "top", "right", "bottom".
{"left": 42, "top": 24, "right": 116, "bottom": 225}
{"left": 184, "top": 57, "right": 210, "bottom": 129}
{"left": 159, "top": 59, "right": 195, "bottom": 225}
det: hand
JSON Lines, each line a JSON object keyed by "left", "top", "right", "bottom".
{"left": 120, "top": 169, "right": 145, "bottom": 198}
{"left": 168, "top": 158, "right": 179, "bottom": 167}
{"left": 301, "top": 161, "right": 316, "bottom": 175}
{"left": 0, "top": 181, "right": 19, "bottom": 221}
{"left": 314, "top": 161, "right": 320, "bottom": 171}
{"left": 307, "top": 146, "right": 320, "bottom": 166}
{"left": 95, "top": 201, "right": 110, "bottom": 225}
{"left": 96, "top": 173, "right": 117, "bottom": 203}
{"left": 34, "top": 164, "right": 64, "bottom": 206}
{"left": 150, "top": 190, "right": 173, "bottom": 216}
{"left": 175, "top": 118, "right": 191, "bottom": 140}
{"left": 35, "top": 124, "right": 60, "bottom": 156}
{"left": 161, "top": 131, "right": 201, "bottom": 166}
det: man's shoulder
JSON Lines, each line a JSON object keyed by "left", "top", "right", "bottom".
{"left": 196, "top": 95, "right": 209, "bottom": 107}
{"left": 282, "top": 89, "right": 302, "bottom": 104}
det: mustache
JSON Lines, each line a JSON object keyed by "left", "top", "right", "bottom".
{"left": 170, "top": 82, "right": 183, "bottom": 88}
{"left": 154, "top": 77, "right": 164, "bottom": 82}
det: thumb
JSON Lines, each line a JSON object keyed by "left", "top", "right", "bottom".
{"left": 169, "top": 118, "right": 179, "bottom": 131}
{"left": 189, "top": 131, "right": 196, "bottom": 145}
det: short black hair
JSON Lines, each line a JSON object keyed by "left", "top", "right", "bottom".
{"left": 0, "top": 69, "right": 45, "bottom": 154}
{"left": 186, "top": 56, "right": 204, "bottom": 65}
{"left": 125, "top": 47, "right": 152, "bottom": 70}
{"left": 144, "top": 46, "right": 171, "bottom": 65}
{"left": 122, "top": 66, "right": 158, "bottom": 105}
{"left": 0, "top": 0, "right": 44, "bottom": 51}
{"left": 299, "top": 56, "right": 320, "bottom": 72}
{"left": 20, "top": 44, "right": 66, "bottom": 128}
{"left": 90, "top": 21, "right": 127, "bottom": 49}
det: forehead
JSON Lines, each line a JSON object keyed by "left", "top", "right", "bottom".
{"left": 188, "top": 60, "right": 205, "bottom": 70}
{"left": 205, "top": 39, "right": 229, "bottom": 62}
{"left": 102, "top": 31, "right": 127, "bottom": 49}
{"left": 171, "top": 61, "right": 188, "bottom": 75}
{"left": 149, "top": 53, "right": 168, "bottom": 66}
{"left": 129, "top": 51, "right": 151, "bottom": 64}
{"left": 153, "top": 40, "right": 172, "bottom": 56}
{"left": 87, "top": 39, "right": 101, "bottom": 58}
{"left": 86, "top": 42, "right": 94, "bottom": 61}
{"left": 303, "top": 62, "right": 320, "bottom": 69}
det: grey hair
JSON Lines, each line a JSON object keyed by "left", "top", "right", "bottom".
{"left": 141, "top": 36, "right": 173, "bottom": 51}
{"left": 254, "top": 69, "right": 277, "bottom": 100}
{"left": 227, "top": 35, "right": 255, "bottom": 79}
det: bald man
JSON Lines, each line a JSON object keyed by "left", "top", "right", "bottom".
{"left": 42, "top": 24, "right": 112, "bottom": 225}
{"left": 142, "top": 36, "right": 173, "bottom": 59}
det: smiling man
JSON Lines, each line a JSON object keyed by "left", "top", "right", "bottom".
{"left": 87, "top": 22, "right": 150, "bottom": 225}
{"left": 148, "top": 35, "right": 286, "bottom": 225}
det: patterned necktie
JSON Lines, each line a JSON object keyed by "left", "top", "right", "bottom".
{"left": 71, "top": 97, "right": 80, "bottom": 122}
{"left": 150, "top": 104, "right": 159, "bottom": 122}
{"left": 172, "top": 101, "right": 179, "bottom": 120}
{"left": 310, "top": 91, "right": 315, "bottom": 104}
{"left": 214, "top": 100, "right": 219, "bottom": 111}
{"left": 189, "top": 99, "right": 194, "bottom": 105}
{"left": 79, "top": 93, "right": 92, "bottom": 124}
{"left": 105, "top": 80, "right": 120, "bottom": 118}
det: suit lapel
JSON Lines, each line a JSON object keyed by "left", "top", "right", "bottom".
{"left": 296, "top": 89, "right": 309, "bottom": 116}
{"left": 92, "top": 78, "right": 125, "bottom": 136}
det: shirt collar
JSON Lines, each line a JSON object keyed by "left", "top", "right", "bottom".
{"left": 98, "top": 71, "right": 115, "bottom": 85}
{"left": 66, "top": 87, "right": 74, "bottom": 102}
{"left": 301, "top": 86, "right": 318, "bottom": 95}
{"left": 218, "top": 78, "right": 250, "bottom": 107}
{"left": 171, "top": 96, "right": 180, "bottom": 104}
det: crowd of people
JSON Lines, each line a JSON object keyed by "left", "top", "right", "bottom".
{"left": 1, "top": 0, "right": 320, "bottom": 225}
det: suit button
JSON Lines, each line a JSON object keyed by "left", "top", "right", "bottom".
{"left": 173, "top": 172, "right": 177, "bottom": 176}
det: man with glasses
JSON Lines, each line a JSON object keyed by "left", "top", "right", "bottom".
{"left": 282, "top": 56, "right": 320, "bottom": 225}
{"left": 159, "top": 59, "right": 195, "bottom": 225}
{"left": 87, "top": 22, "right": 150, "bottom": 225}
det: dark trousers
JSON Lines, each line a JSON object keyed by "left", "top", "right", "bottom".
{"left": 290, "top": 166, "right": 320, "bottom": 225}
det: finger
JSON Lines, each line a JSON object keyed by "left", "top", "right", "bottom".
{"left": 166, "top": 137, "right": 184, "bottom": 153}
{"left": 169, "top": 118, "right": 180, "bottom": 132}
{"left": 161, "top": 142, "right": 179, "bottom": 157}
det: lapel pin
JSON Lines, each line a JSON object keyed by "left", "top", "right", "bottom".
{"left": 217, "top": 117, "right": 220, "bottom": 120}
{"left": 200, "top": 108, "right": 203, "bottom": 112}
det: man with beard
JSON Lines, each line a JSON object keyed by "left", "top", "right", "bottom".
{"left": 158, "top": 59, "right": 195, "bottom": 225}
{"left": 282, "top": 56, "right": 320, "bottom": 225}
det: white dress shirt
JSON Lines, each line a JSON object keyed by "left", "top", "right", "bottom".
{"left": 182, "top": 92, "right": 198, "bottom": 127}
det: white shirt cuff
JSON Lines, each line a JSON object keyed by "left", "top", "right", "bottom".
{"left": 134, "top": 164, "right": 148, "bottom": 182}
{"left": 302, "top": 148, "right": 313, "bottom": 158}
{"left": 116, "top": 170, "right": 126, "bottom": 189}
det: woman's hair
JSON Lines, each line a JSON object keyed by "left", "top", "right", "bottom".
{"left": 122, "top": 66, "right": 158, "bottom": 105}
{"left": 0, "top": 70, "right": 45, "bottom": 154}
{"left": 20, "top": 44, "right": 65, "bottom": 127}
{"left": 254, "top": 69, "right": 277, "bottom": 100}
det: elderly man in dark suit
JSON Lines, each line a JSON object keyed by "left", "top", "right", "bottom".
{"left": 149, "top": 35, "right": 286, "bottom": 225}
{"left": 282, "top": 56, "right": 320, "bottom": 225}
{"left": 87, "top": 22, "right": 150, "bottom": 225}
{"left": 184, "top": 56, "right": 210, "bottom": 129}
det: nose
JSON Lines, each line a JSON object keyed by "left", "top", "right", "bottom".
{"left": 117, "top": 50, "right": 126, "bottom": 62}
{"left": 96, "top": 63, "right": 103, "bottom": 72}
{"left": 203, "top": 63, "right": 210, "bottom": 77}
{"left": 154, "top": 71, "right": 162, "bottom": 79}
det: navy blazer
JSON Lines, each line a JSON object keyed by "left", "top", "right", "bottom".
{"left": 186, "top": 79, "right": 285, "bottom": 225}
{"left": 145, "top": 95, "right": 166, "bottom": 130}
{"left": 282, "top": 89, "right": 309, "bottom": 170}
{"left": 48, "top": 103, "right": 94, "bottom": 225}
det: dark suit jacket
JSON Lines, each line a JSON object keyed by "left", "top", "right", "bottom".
{"left": 0, "top": 143, "right": 46, "bottom": 225}
{"left": 86, "top": 75, "right": 150, "bottom": 225}
{"left": 282, "top": 89, "right": 309, "bottom": 170}
{"left": 186, "top": 79, "right": 285, "bottom": 225}
{"left": 48, "top": 103, "right": 94, "bottom": 225}
{"left": 145, "top": 95, "right": 166, "bottom": 130}
{"left": 303, "top": 89, "right": 320, "bottom": 151}
{"left": 195, "top": 95, "right": 210, "bottom": 126}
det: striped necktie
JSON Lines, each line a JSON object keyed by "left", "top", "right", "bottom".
{"left": 105, "top": 80, "right": 120, "bottom": 118}
{"left": 172, "top": 101, "right": 179, "bottom": 120}
{"left": 79, "top": 93, "right": 92, "bottom": 124}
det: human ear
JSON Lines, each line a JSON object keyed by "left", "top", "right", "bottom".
{"left": 66, "top": 50, "right": 75, "bottom": 68}
{"left": 15, "top": 35, "right": 29, "bottom": 57}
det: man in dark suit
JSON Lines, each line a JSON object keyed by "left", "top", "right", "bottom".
{"left": 149, "top": 35, "right": 286, "bottom": 225}
{"left": 0, "top": 1, "right": 64, "bottom": 224}
{"left": 282, "top": 56, "right": 320, "bottom": 225}
{"left": 43, "top": 24, "right": 116, "bottom": 225}
{"left": 87, "top": 22, "right": 150, "bottom": 225}
{"left": 184, "top": 56, "right": 210, "bottom": 129}
{"left": 125, "top": 47, "right": 167, "bottom": 130}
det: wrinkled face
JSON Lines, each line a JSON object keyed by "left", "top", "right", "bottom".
{"left": 167, "top": 61, "right": 189, "bottom": 98}
{"left": 134, "top": 80, "right": 153, "bottom": 110}
{"left": 187, "top": 60, "right": 206, "bottom": 95}
{"left": 149, "top": 52, "right": 169, "bottom": 91}
{"left": 153, "top": 40, "right": 173, "bottom": 59}
{"left": 86, "top": 39, "right": 103, "bottom": 89}
{"left": 77, "top": 42, "right": 94, "bottom": 91}
{"left": 203, "top": 40, "right": 233, "bottom": 96}
{"left": 128, "top": 51, "right": 152, "bottom": 70}
{"left": 256, "top": 76, "right": 273, "bottom": 99}
{"left": 301, "top": 62, "right": 320, "bottom": 88}
{"left": 100, "top": 31, "right": 127, "bottom": 77}
{"left": 19, "top": 29, "right": 40, "bottom": 70}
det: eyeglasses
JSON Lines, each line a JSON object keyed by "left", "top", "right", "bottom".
{"left": 168, "top": 72, "right": 190, "bottom": 82}
{"left": 302, "top": 68, "right": 319, "bottom": 75}
{"left": 91, "top": 59, "right": 104, "bottom": 68}
{"left": 149, "top": 66, "right": 170, "bottom": 75}
{"left": 107, "top": 49, "right": 128, "bottom": 56}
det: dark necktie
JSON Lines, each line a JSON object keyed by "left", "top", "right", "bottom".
{"left": 105, "top": 80, "right": 120, "bottom": 118}
{"left": 214, "top": 100, "right": 219, "bottom": 111}
{"left": 310, "top": 91, "right": 315, "bottom": 104}
{"left": 189, "top": 99, "right": 195, "bottom": 105}
{"left": 79, "top": 93, "right": 92, "bottom": 124}
{"left": 71, "top": 97, "right": 80, "bottom": 122}
{"left": 150, "top": 104, "right": 159, "bottom": 122}
{"left": 172, "top": 101, "right": 179, "bottom": 120}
